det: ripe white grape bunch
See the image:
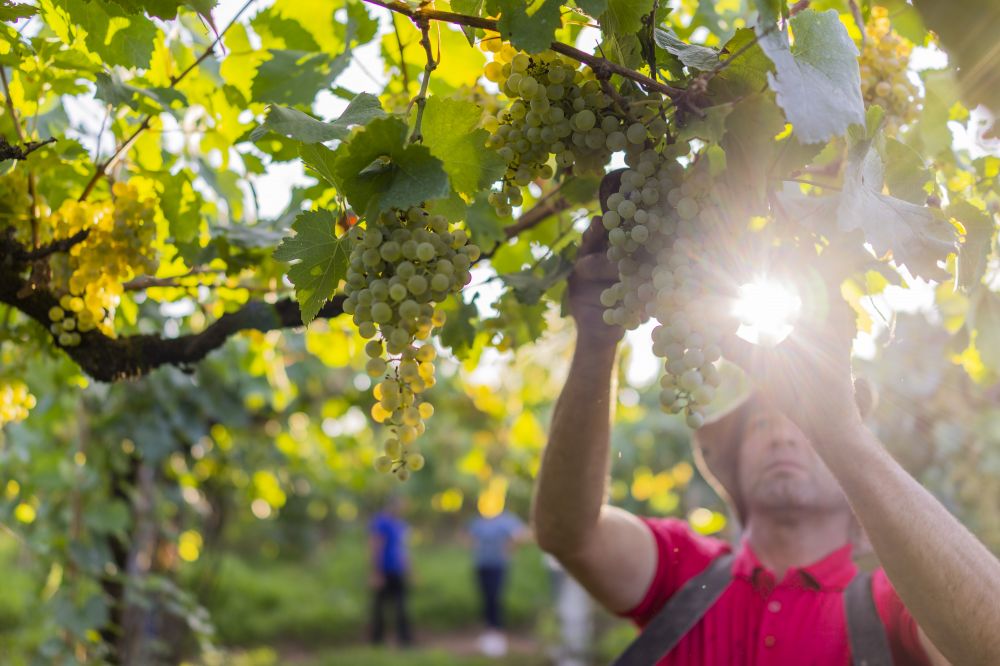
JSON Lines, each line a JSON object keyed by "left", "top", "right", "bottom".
{"left": 482, "top": 46, "right": 659, "bottom": 216}
{"left": 601, "top": 159, "right": 737, "bottom": 428}
{"left": 859, "top": 6, "right": 920, "bottom": 135}
{"left": 341, "top": 205, "right": 481, "bottom": 480}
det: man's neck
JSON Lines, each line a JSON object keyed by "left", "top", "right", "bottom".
{"left": 744, "top": 509, "right": 853, "bottom": 579}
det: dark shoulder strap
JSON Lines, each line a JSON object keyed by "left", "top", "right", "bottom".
{"left": 611, "top": 552, "right": 735, "bottom": 666}
{"left": 845, "top": 570, "right": 893, "bottom": 666}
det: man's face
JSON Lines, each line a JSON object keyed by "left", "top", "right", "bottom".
{"left": 738, "top": 403, "right": 849, "bottom": 516}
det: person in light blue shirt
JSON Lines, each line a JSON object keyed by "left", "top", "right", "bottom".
{"left": 467, "top": 509, "right": 529, "bottom": 655}
{"left": 369, "top": 496, "right": 412, "bottom": 646}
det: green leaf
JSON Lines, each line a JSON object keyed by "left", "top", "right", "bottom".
{"left": 837, "top": 134, "right": 954, "bottom": 279}
{"left": 757, "top": 9, "right": 865, "bottom": 144}
{"left": 720, "top": 94, "right": 786, "bottom": 202}
{"left": 916, "top": 69, "right": 959, "bottom": 157}
{"left": 332, "top": 116, "right": 450, "bottom": 219}
{"left": 439, "top": 294, "right": 479, "bottom": 355}
{"left": 882, "top": 138, "right": 932, "bottom": 205}
{"left": 710, "top": 28, "right": 773, "bottom": 101}
{"left": 452, "top": 0, "right": 487, "bottom": 44}
{"left": 251, "top": 50, "right": 349, "bottom": 106}
{"left": 60, "top": 0, "right": 157, "bottom": 68}
{"left": 653, "top": 28, "right": 719, "bottom": 70}
{"left": 501, "top": 253, "right": 573, "bottom": 305}
{"left": 752, "top": 0, "right": 784, "bottom": 24}
{"left": 273, "top": 210, "right": 349, "bottom": 323}
{"left": 421, "top": 96, "right": 506, "bottom": 196}
{"left": 574, "top": 0, "right": 607, "bottom": 17}
{"left": 0, "top": 2, "right": 36, "bottom": 21}
{"left": 951, "top": 200, "right": 994, "bottom": 290}
{"left": 465, "top": 193, "right": 508, "bottom": 247}
{"left": 600, "top": 0, "right": 654, "bottom": 35}
{"left": 250, "top": 93, "right": 385, "bottom": 143}
{"left": 299, "top": 142, "right": 340, "bottom": 188}
{"left": 677, "top": 103, "right": 733, "bottom": 143}
{"left": 496, "top": 0, "right": 562, "bottom": 54}
{"left": 970, "top": 290, "right": 1000, "bottom": 374}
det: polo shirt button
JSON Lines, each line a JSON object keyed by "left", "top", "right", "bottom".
{"left": 768, "top": 600, "right": 782, "bottom": 613}
{"left": 764, "top": 635, "right": 776, "bottom": 648}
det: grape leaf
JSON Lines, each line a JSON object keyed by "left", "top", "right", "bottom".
{"left": 332, "top": 116, "right": 450, "bottom": 219}
{"left": 495, "top": 0, "right": 562, "bottom": 54}
{"left": 970, "top": 290, "right": 1000, "bottom": 374}
{"left": 299, "top": 142, "right": 339, "bottom": 187}
{"left": 420, "top": 96, "right": 506, "bottom": 196}
{"left": 465, "top": 194, "right": 508, "bottom": 247}
{"left": 710, "top": 28, "right": 773, "bottom": 101}
{"left": 653, "top": 28, "right": 719, "bottom": 71}
{"left": 273, "top": 210, "right": 348, "bottom": 324}
{"left": 438, "top": 293, "right": 479, "bottom": 356}
{"left": 500, "top": 253, "right": 573, "bottom": 305}
{"left": 757, "top": 9, "right": 865, "bottom": 144}
{"left": 882, "top": 137, "right": 932, "bottom": 204}
{"left": 250, "top": 93, "right": 385, "bottom": 143}
{"left": 61, "top": 0, "right": 157, "bottom": 68}
{"left": 752, "top": 0, "right": 785, "bottom": 24}
{"left": 951, "top": 200, "right": 994, "bottom": 290}
{"left": 838, "top": 135, "right": 954, "bottom": 279}
{"left": 0, "top": 2, "right": 35, "bottom": 21}
{"left": 916, "top": 69, "right": 959, "bottom": 158}
{"left": 452, "top": 0, "right": 486, "bottom": 44}
{"left": 251, "top": 50, "right": 350, "bottom": 106}
{"left": 574, "top": 0, "right": 607, "bottom": 17}
{"left": 600, "top": 0, "right": 654, "bottom": 35}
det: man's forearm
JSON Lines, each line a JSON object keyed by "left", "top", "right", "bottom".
{"left": 532, "top": 334, "right": 618, "bottom": 554}
{"left": 820, "top": 423, "right": 1000, "bottom": 665}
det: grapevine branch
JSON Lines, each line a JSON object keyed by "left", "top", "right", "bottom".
{"left": 0, "top": 232, "right": 346, "bottom": 382}
{"left": 362, "top": 0, "right": 683, "bottom": 99}
{"left": 0, "top": 136, "right": 56, "bottom": 162}
{"left": 409, "top": 18, "right": 437, "bottom": 143}
{"left": 77, "top": 0, "right": 255, "bottom": 203}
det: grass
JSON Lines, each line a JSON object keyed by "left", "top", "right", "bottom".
{"left": 192, "top": 530, "right": 550, "bottom": 648}
{"left": 191, "top": 645, "right": 547, "bottom": 666}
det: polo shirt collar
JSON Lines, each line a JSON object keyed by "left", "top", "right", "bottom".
{"left": 732, "top": 538, "right": 857, "bottom": 591}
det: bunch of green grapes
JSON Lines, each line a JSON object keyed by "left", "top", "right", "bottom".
{"left": 859, "top": 6, "right": 920, "bottom": 135}
{"left": 47, "top": 182, "right": 158, "bottom": 344}
{"left": 342, "top": 204, "right": 480, "bottom": 479}
{"left": 0, "top": 379, "right": 36, "bottom": 426}
{"left": 482, "top": 46, "right": 655, "bottom": 215}
{"left": 601, "top": 157, "right": 736, "bottom": 427}
{"left": 600, "top": 149, "right": 685, "bottom": 330}
{"left": 0, "top": 171, "right": 33, "bottom": 244}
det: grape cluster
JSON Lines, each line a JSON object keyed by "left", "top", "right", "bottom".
{"left": 859, "top": 7, "right": 920, "bottom": 135}
{"left": 342, "top": 205, "right": 480, "bottom": 479}
{"left": 482, "top": 45, "right": 659, "bottom": 215}
{"left": 600, "top": 156, "right": 736, "bottom": 427}
{"left": 0, "top": 379, "right": 36, "bottom": 426}
{"left": 47, "top": 183, "right": 158, "bottom": 343}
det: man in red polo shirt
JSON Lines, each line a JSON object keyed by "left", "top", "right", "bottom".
{"left": 532, "top": 216, "right": 1000, "bottom": 665}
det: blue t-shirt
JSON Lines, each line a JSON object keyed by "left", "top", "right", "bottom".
{"left": 370, "top": 512, "right": 408, "bottom": 575}
{"left": 468, "top": 511, "right": 525, "bottom": 568}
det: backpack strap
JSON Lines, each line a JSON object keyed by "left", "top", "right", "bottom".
{"left": 611, "top": 552, "right": 735, "bottom": 666}
{"left": 845, "top": 570, "right": 893, "bottom": 666}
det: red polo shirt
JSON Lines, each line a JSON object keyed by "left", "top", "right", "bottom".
{"left": 623, "top": 518, "right": 932, "bottom": 665}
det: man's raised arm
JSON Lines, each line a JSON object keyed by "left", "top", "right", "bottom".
{"left": 531, "top": 217, "right": 657, "bottom": 614}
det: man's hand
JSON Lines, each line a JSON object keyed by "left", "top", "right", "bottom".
{"left": 568, "top": 216, "right": 624, "bottom": 347}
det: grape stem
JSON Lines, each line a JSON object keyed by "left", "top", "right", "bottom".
{"left": 409, "top": 18, "right": 437, "bottom": 144}
{"left": 361, "top": 0, "right": 683, "bottom": 100}
{"left": 77, "top": 0, "right": 256, "bottom": 203}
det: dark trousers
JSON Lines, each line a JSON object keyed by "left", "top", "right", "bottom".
{"left": 476, "top": 564, "right": 507, "bottom": 629}
{"left": 371, "top": 572, "right": 412, "bottom": 645}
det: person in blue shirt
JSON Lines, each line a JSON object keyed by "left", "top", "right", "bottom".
{"left": 467, "top": 508, "right": 530, "bottom": 656}
{"left": 369, "top": 496, "right": 412, "bottom": 646}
